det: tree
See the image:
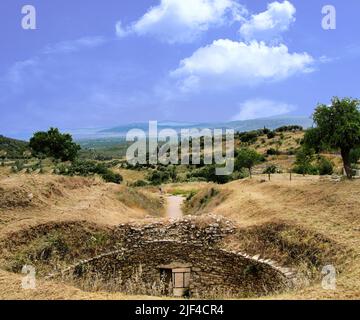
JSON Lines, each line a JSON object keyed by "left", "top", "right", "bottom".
{"left": 350, "top": 147, "right": 360, "bottom": 165}
{"left": 304, "top": 97, "right": 360, "bottom": 178}
{"left": 293, "top": 146, "right": 317, "bottom": 175}
{"left": 29, "top": 128, "right": 80, "bottom": 162}
{"left": 235, "top": 148, "right": 262, "bottom": 178}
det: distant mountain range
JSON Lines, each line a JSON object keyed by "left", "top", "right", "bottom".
{"left": 86, "top": 116, "right": 313, "bottom": 140}
{"left": 2, "top": 116, "right": 313, "bottom": 142}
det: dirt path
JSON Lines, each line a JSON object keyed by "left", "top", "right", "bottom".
{"left": 166, "top": 195, "right": 185, "bottom": 219}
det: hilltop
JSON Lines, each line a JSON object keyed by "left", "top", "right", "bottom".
{"left": 0, "top": 135, "right": 29, "bottom": 159}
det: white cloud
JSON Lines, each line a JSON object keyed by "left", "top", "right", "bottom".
{"left": 232, "top": 98, "right": 296, "bottom": 120}
{"left": 115, "top": 21, "right": 129, "bottom": 38}
{"left": 116, "top": 0, "right": 247, "bottom": 44}
{"left": 42, "top": 36, "right": 106, "bottom": 54}
{"left": 171, "top": 39, "right": 314, "bottom": 91}
{"left": 239, "top": 1, "right": 296, "bottom": 42}
{"left": 7, "top": 59, "right": 38, "bottom": 84}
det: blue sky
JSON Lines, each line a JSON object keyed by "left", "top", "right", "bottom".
{"left": 0, "top": 0, "right": 359, "bottom": 138}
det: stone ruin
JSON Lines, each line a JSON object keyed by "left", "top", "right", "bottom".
{"left": 48, "top": 217, "right": 297, "bottom": 298}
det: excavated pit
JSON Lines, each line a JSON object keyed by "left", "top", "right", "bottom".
{"left": 61, "top": 240, "right": 293, "bottom": 298}
{"left": 42, "top": 219, "right": 297, "bottom": 298}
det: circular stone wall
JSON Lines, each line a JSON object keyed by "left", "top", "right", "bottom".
{"left": 61, "top": 240, "right": 291, "bottom": 298}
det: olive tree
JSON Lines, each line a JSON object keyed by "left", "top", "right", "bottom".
{"left": 235, "top": 148, "right": 263, "bottom": 178}
{"left": 304, "top": 97, "right": 360, "bottom": 178}
{"left": 29, "top": 128, "right": 80, "bottom": 162}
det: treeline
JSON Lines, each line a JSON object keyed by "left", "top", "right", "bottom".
{"left": 236, "top": 125, "right": 303, "bottom": 144}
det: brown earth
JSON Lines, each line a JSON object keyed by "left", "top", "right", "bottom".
{"left": 0, "top": 171, "right": 359, "bottom": 299}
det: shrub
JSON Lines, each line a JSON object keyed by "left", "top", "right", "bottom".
{"left": 133, "top": 180, "right": 149, "bottom": 187}
{"left": 147, "top": 170, "right": 170, "bottom": 185}
{"left": 267, "top": 131, "right": 276, "bottom": 139}
{"left": 317, "top": 157, "right": 334, "bottom": 175}
{"left": 239, "top": 131, "right": 258, "bottom": 144}
{"left": 56, "top": 160, "right": 123, "bottom": 184}
{"left": 275, "top": 125, "right": 303, "bottom": 132}
{"left": 293, "top": 146, "right": 317, "bottom": 175}
{"left": 266, "top": 148, "right": 280, "bottom": 156}
{"left": 101, "top": 171, "right": 123, "bottom": 184}
{"left": 187, "top": 165, "right": 232, "bottom": 184}
{"left": 263, "top": 165, "right": 277, "bottom": 174}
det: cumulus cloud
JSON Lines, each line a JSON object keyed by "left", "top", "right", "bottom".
{"left": 171, "top": 39, "right": 314, "bottom": 92}
{"left": 231, "top": 98, "right": 296, "bottom": 121}
{"left": 116, "top": 0, "right": 247, "bottom": 44}
{"left": 239, "top": 1, "right": 296, "bottom": 42}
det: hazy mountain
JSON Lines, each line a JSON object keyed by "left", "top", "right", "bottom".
{"left": 97, "top": 116, "right": 313, "bottom": 138}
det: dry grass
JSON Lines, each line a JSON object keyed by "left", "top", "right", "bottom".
{"left": 182, "top": 186, "right": 231, "bottom": 216}
{"left": 0, "top": 174, "right": 163, "bottom": 238}
{"left": 198, "top": 175, "right": 360, "bottom": 299}
{"left": 1, "top": 169, "right": 360, "bottom": 300}
{"left": 0, "top": 269, "right": 157, "bottom": 300}
{"left": 117, "top": 186, "right": 165, "bottom": 217}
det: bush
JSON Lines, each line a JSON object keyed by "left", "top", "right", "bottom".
{"left": 293, "top": 147, "right": 317, "bottom": 175}
{"left": 187, "top": 165, "right": 232, "bottom": 184}
{"left": 56, "top": 160, "right": 123, "bottom": 184}
{"left": 267, "top": 131, "right": 276, "bottom": 139}
{"left": 275, "top": 125, "right": 303, "bottom": 132}
{"left": 239, "top": 131, "right": 259, "bottom": 144}
{"left": 317, "top": 157, "right": 334, "bottom": 175}
{"left": 101, "top": 171, "right": 123, "bottom": 184}
{"left": 147, "top": 170, "right": 170, "bottom": 185}
{"left": 266, "top": 148, "right": 280, "bottom": 156}
{"left": 293, "top": 164, "right": 318, "bottom": 175}
{"left": 131, "top": 180, "right": 149, "bottom": 187}
{"left": 263, "top": 165, "right": 277, "bottom": 174}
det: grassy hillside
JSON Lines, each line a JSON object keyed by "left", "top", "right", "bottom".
{"left": 0, "top": 135, "right": 29, "bottom": 158}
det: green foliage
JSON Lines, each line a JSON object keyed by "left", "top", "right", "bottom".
{"left": 263, "top": 165, "right": 278, "bottom": 174}
{"left": 235, "top": 148, "right": 263, "bottom": 176}
{"left": 56, "top": 160, "right": 123, "bottom": 184}
{"left": 267, "top": 131, "right": 276, "bottom": 139}
{"left": 304, "top": 97, "right": 360, "bottom": 178}
{"left": 130, "top": 180, "right": 149, "bottom": 187}
{"left": 266, "top": 148, "right": 280, "bottom": 156}
{"left": 0, "top": 136, "right": 29, "bottom": 159}
{"left": 239, "top": 131, "right": 259, "bottom": 144}
{"left": 147, "top": 169, "right": 170, "bottom": 185}
{"left": 293, "top": 151, "right": 334, "bottom": 176}
{"left": 293, "top": 147, "right": 317, "bottom": 175}
{"left": 188, "top": 165, "right": 231, "bottom": 184}
{"left": 29, "top": 128, "right": 80, "bottom": 161}
{"left": 350, "top": 148, "right": 360, "bottom": 164}
{"left": 317, "top": 157, "right": 334, "bottom": 175}
{"left": 303, "top": 128, "right": 326, "bottom": 153}
{"left": 101, "top": 171, "right": 123, "bottom": 184}
{"left": 65, "top": 160, "right": 108, "bottom": 176}
{"left": 275, "top": 125, "right": 303, "bottom": 132}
